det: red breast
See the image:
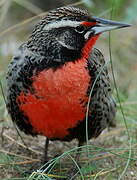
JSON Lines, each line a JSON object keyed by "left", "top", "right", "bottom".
{"left": 16, "top": 35, "right": 99, "bottom": 139}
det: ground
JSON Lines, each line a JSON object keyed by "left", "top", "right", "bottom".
{"left": 1, "top": 120, "right": 137, "bottom": 179}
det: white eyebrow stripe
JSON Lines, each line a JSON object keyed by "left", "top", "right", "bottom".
{"left": 43, "top": 20, "right": 81, "bottom": 31}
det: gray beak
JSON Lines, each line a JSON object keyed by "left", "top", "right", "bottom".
{"left": 91, "top": 16, "right": 132, "bottom": 35}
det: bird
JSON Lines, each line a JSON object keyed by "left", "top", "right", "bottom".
{"left": 6, "top": 6, "right": 131, "bottom": 164}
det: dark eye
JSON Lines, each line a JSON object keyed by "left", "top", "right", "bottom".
{"left": 75, "top": 25, "right": 86, "bottom": 33}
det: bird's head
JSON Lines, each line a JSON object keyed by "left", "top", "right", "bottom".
{"left": 27, "top": 6, "right": 131, "bottom": 63}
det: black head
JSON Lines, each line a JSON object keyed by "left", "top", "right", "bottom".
{"left": 27, "top": 6, "right": 131, "bottom": 64}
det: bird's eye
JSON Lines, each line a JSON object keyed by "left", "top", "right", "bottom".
{"left": 75, "top": 25, "right": 86, "bottom": 33}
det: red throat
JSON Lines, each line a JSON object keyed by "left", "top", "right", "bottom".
{"left": 82, "top": 34, "right": 100, "bottom": 59}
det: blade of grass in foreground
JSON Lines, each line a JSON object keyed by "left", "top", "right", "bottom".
{"left": 108, "top": 0, "right": 132, "bottom": 179}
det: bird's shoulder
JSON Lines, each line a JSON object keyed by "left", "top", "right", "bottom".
{"left": 88, "top": 48, "right": 106, "bottom": 71}
{"left": 7, "top": 44, "right": 46, "bottom": 82}
{"left": 87, "top": 48, "right": 117, "bottom": 129}
{"left": 87, "top": 48, "right": 110, "bottom": 89}
{"left": 87, "top": 47, "right": 112, "bottom": 95}
{"left": 7, "top": 43, "right": 45, "bottom": 73}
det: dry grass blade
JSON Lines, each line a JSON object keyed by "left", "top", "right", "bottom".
{"left": 0, "top": 1, "right": 83, "bottom": 37}
{"left": 29, "top": 168, "right": 118, "bottom": 179}
{"left": 13, "top": 0, "right": 43, "bottom": 14}
{"left": 0, "top": 13, "right": 46, "bottom": 36}
{"left": 0, "top": 0, "right": 11, "bottom": 26}
{"left": 99, "top": 128, "right": 125, "bottom": 139}
{"left": 91, "top": 143, "right": 137, "bottom": 161}
{"left": 118, "top": 101, "right": 137, "bottom": 106}
{"left": 0, "top": 159, "right": 40, "bottom": 166}
{"left": 0, "top": 0, "right": 5, "bottom": 7}
{"left": 3, "top": 133, "right": 42, "bottom": 155}
{"left": 87, "top": 168, "right": 117, "bottom": 178}
{"left": 0, "top": 149, "right": 39, "bottom": 161}
{"left": 28, "top": 171, "right": 66, "bottom": 179}
{"left": 67, "top": 1, "right": 84, "bottom": 7}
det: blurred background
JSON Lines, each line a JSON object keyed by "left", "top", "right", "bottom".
{"left": 0, "top": 0, "right": 137, "bottom": 179}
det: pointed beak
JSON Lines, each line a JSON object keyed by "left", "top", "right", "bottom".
{"left": 91, "top": 16, "right": 132, "bottom": 35}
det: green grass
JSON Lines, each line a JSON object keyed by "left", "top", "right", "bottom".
{"left": 0, "top": 0, "right": 137, "bottom": 179}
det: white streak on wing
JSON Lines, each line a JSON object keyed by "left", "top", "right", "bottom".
{"left": 43, "top": 20, "right": 81, "bottom": 31}
{"left": 57, "top": 39, "right": 76, "bottom": 50}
